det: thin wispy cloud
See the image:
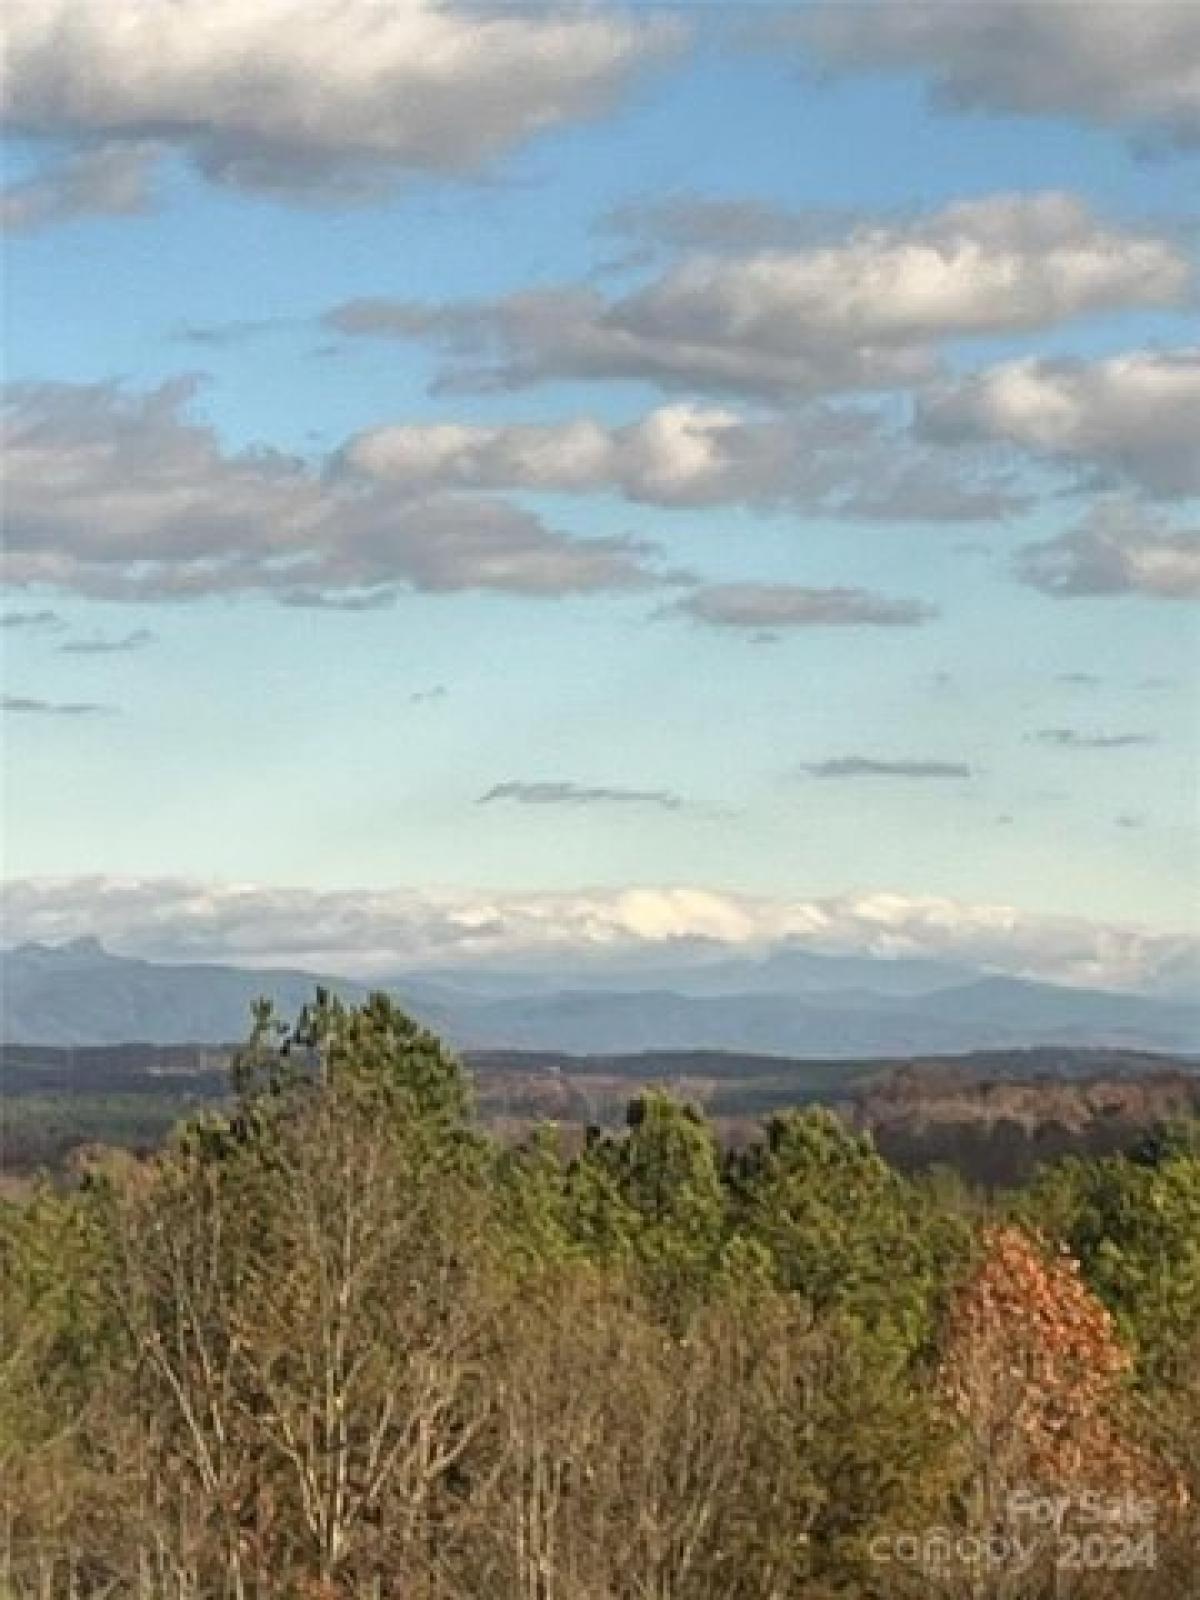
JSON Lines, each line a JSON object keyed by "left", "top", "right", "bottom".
{"left": 2, "top": 694, "right": 112, "bottom": 717}
{"left": 59, "top": 629, "right": 157, "bottom": 656}
{"left": 802, "top": 757, "right": 973, "bottom": 780}
{"left": 0, "top": 609, "right": 63, "bottom": 631}
{"left": 1034, "top": 729, "right": 1156, "bottom": 750}
{"left": 172, "top": 318, "right": 293, "bottom": 349}
{"left": 667, "top": 583, "right": 935, "bottom": 632}
{"left": 479, "top": 780, "right": 684, "bottom": 812}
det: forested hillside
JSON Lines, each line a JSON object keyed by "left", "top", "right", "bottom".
{"left": 4, "top": 1037, "right": 1196, "bottom": 1186}
{"left": 3, "top": 994, "right": 1198, "bottom": 1597}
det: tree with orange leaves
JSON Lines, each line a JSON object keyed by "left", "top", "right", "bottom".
{"left": 933, "top": 1225, "right": 1179, "bottom": 1598}
{"left": 940, "top": 1224, "right": 1140, "bottom": 1492}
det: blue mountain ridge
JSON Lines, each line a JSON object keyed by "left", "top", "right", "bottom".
{"left": 2, "top": 941, "right": 1197, "bottom": 1058}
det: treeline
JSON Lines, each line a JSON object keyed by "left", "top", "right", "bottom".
{"left": 2, "top": 994, "right": 1198, "bottom": 1598}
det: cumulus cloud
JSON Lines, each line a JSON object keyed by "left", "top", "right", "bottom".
{"left": 3, "top": 875, "right": 1195, "bottom": 994}
{"left": 3, "top": 0, "right": 679, "bottom": 203}
{"left": 2, "top": 144, "right": 158, "bottom": 232}
{"left": 342, "top": 400, "right": 1023, "bottom": 521}
{"left": 614, "top": 193, "right": 1188, "bottom": 344}
{"left": 2, "top": 693, "right": 110, "bottom": 716}
{"left": 0, "top": 379, "right": 664, "bottom": 603}
{"left": 800, "top": 0, "right": 1200, "bottom": 148}
{"left": 1033, "top": 729, "right": 1156, "bottom": 750}
{"left": 329, "top": 284, "right": 932, "bottom": 399}
{"left": 921, "top": 349, "right": 1200, "bottom": 497}
{"left": 1016, "top": 501, "right": 1200, "bottom": 601}
{"left": 668, "top": 582, "right": 935, "bottom": 632}
{"left": 59, "top": 629, "right": 157, "bottom": 655}
{"left": 479, "top": 780, "right": 683, "bottom": 812}
{"left": 802, "top": 757, "right": 972, "bottom": 780}
{"left": 329, "top": 192, "right": 1186, "bottom": 399}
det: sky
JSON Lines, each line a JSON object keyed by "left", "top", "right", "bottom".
{"left": 1, "top": 0, "right": 1198, "bottom": 989}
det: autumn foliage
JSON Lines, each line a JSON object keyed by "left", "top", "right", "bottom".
{"left": 940, "top": 1225, "right": 1140, "bottom": 1489}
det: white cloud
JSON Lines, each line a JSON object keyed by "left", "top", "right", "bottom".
{"left": 1016, "top": 501, "right": 1200, "bottom": 601}
{"left": 342, "top": 401, "right": 1023, "bottom": 521}
{"left": 329, "top": 193, "right": 1191, "bottom": 398}
{"left": 801, "top": 0, "right": 1200, "bottom": 148}
{"left": 619, "top": 193, "right": 1188, "bottom": 346}
{"left": 921, "top": 349, "right": 1200, "bottom": 497}
{"left": 344, "top": 416, "right": 621, "bottom": 495}
{"left": 3, "top": 0, "right": 677, "bottom": 204}
{"left": 3, "top": 875, "right": 1194, "bottom": 994}
{"left": 0, "top": 379, "right": 664, "bottom": 602}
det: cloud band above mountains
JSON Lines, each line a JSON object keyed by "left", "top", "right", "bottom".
{"left": 3, "top": 876, "right": 1195, "bottom": 996}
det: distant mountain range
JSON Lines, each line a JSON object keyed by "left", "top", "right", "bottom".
{"left": 3, "top": 938, "right": 1198, "bottom": 1058}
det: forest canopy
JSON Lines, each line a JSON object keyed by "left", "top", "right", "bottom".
{"left": 2, "top": 992, "right": 1197, "bottom": 1598}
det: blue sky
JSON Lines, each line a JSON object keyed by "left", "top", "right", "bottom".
{"left": 2, "top": 0, "right": 1198, "bottom": 986}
